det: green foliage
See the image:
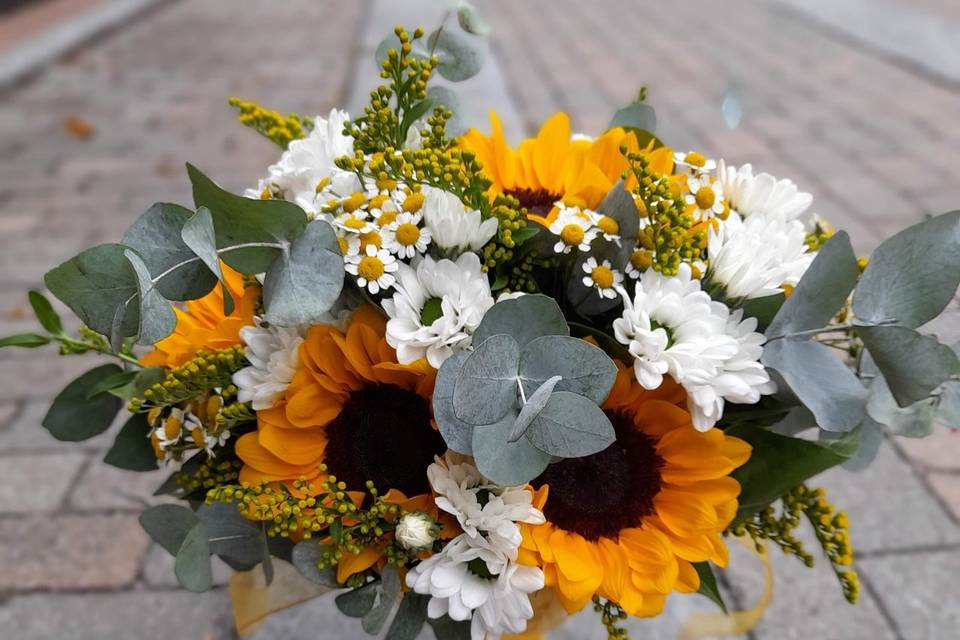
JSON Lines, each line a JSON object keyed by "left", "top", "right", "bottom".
{"left": 428, "top": 28, "right": 483, "bottom": 82}
{"left": 0, "top": 333, "right": 50, "bottom": 348}
{"left": 471, "top": 294, "right": 568, "bottom": 347}
{"left": 524, "top": 390, "right": 615, "bottom": 457}
{"left": 857, "top": 325, "right": 959, "bottom": 407}
{"left": 362, "top": 564, "right": 403, "bottom": 634}
{"left": 609, "top": 101, "right": 656, "bottom": 134}
{"left": 471, "top": 407, "right": 551, "bottom": 485}
{"left": 427, "top": 615, "right": 472, "bottom": 640}
{"left": 180, "top": 207, "right": 234, "bottom": 314}
{"left": 456, "top": 1, "right": 491, "bottom": 36}
{"left": 335, "top": 581, "right": 379, "bottom": 618}
{"left": 42, "top": 364, "right": 123, "bottom": 441}
{"left": 693, "top": 562, "right": 726, "bottom": 613}
{"left": 28, "top": 289, "right": 63, "bottom": 334}
{"left": 453, "top": 334, "right": 521, "bottom": 425}
{"left": 124, "top": 248, "right": 177, "bottom": 345}
{"left": 103, "top": 413, "right": 158, "bottom": 471}
{"left": 385, "top": 593, "right": 430, "bottom": 640}
{"left": 291, "top": 540, "right": 341, "bottom": 588}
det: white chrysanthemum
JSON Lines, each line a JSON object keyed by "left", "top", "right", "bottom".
{"left": 406, "top": 534, "right": 544, "bottom": 640}
{"left": 345, "top": 244, "right": 398, "bottom": 294}
{"left": 383, "top": 253, "right": 494, "bottom": 368}
{"left": 581, "top": 257, "right": 623, "bottom": 299}
{"left": 421, "top": 186, "right": 498, "bottom": 255}
{"left": 684, "top": 174, "right": 726, "bottom": 220}
{"left": 382, "top": 211, "right": 432, "bottom": 258}
{"left": 426, "top": 453, "right": 545, "bottom": 555}
{"left": 717, "top": 160, "right": 812, "bottom": 221}
{"left": 613, "top": 264, "right": 774, "bottom": 430}
{"left": 706, "top": 212, "right": 815, "bottom": 300}
{"left": 232, "top": 319, "right": 305, "bottom": 410}
{"left": 548, "top": 205, "right": 600, "bottom": 253}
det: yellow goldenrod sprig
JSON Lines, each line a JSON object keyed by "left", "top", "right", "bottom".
{"left": 175, "top": 457, "right": 243, "bottom": 495}
{"left": 128, "top": 345, "right": 246, "bottom": 413}
{"left": 592, "top": 596, "right": 630, "bottom": 640}
{"left": 228, "top": 97, "right": 313, "bottom": 149}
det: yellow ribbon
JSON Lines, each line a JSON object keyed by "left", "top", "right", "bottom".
{"left": 230, "top": 560, "right": 335, "bottom": 637}
{"left": 678, "top": 537, "right": 774, "bottom": 640}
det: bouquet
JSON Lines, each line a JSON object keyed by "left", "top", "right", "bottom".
{"left": 4, "top": 19, "right": 959, "bottom": 640}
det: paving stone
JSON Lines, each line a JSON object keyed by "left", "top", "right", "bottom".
{"left": 0, "top": 589, "right": 233, "bottom": 640}
{"left": 0, "top": 513, "right": 150, "bottom": 590}
{"left": 0, "top": 451, "right": 87, "bottom": 512}
{"left": 859, "top": 550, "right": 960, "bottom": 640}
{"left": 0, "top": 400, "right": 18, "bottom": 430}
{"left": 142, "top": 543, "right": 233, "bottom": 589}
{"left": 895, "top": 430, "right": 960, "bottom": 472}
{"left": 925, "top": 473, "right": 960, "bottom": 522}
{"left": 68, "top": 456, "right": 168, "bottom": 510}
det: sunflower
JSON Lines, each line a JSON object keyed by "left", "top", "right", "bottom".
{"left": 141, "top": 266, "right": 258, "bottom": 368}
{"left": 516, "top": 365, "right": 751, "bottom": 617}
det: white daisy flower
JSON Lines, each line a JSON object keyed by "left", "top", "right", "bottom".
{"left": 382, "top": 211, "right": 432, "bottom": 258}
{"left": 383, "top": 253, "right": 494, "bottom": 368}
{"left": 333, "top": 207, "right": 376, "bottom": 235}
{"left": 717, "top": 160, "right": 812, "bottom": 221}
{"left": 232, "top": 319, "right": 306, "bottom": 410}
{"left": 345, "top": 244, "right": 398, "bottom": 294}
{"left": 426, "top": 453, "right": 545, "bottom": 556}
{"left": 684, "top": 175, "right": 726, "bottom": 221}
{"left": 706, "top": 212, "right": 814, "bottom": 301}
{"left": 581, "top": 257, "right": 623, "bottom": 299}
{"left": 612, "top": 264, "right": 774, "bottom": 430}
{"left": 586, "top": 209, "right": 621, "bottom": 244}
{"left": 673, "top": 150, "right": 716, "bottom": 174}
{"left": 421, "top": 186, "right": 499, "bottom": 255}
{"left": 406, "top": 534, "right": 544, "bottom": 640}
{"left": 548, "top": 205, "right": 600, "bottom": 254}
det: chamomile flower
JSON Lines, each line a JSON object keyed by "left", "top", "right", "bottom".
{"left": 581, "top": 257, "right": 623, "bottom": 299}
{"left": 383, "top": 211, "right": 432, "bottom": 258}
{"left": 588, "top": 210, "right": 622, "bottom": 244}
{"left": 548, "top": 206, "right": 600, "bottom": 253}
{"left": 673, "top": 150, "right": 716, "bottom": 174}
{"left": 625, "top": 249, "right": 654, "bottom": 279}
{"left": 717, "top": 160, "right": 812, "bottom": 221}
{"left": 233, "top": 319, "right": 305, "bottom": 410}
{"left": 333, "top": 206, "right": 376, "bottom": 235}
{"left": 684, "top": 174, "right": 726, "bottom": 220}
{"left": 345, "top": 244, "right": 398, "bottom": 294}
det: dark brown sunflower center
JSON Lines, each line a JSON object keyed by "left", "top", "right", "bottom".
{"left": 505, "top": 188, "right": 560, "bottom": 216}
{"left": 532, "top": 410, "right": 664, "bottom": 541}
{"left": 323, "top": 384, "right": 445, "bottom": 496}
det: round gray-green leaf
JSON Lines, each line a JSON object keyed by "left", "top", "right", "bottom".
{"left": 472, "top": 408, "right": 551, "bottom": 485}
{"left": 429, "top": 29, "right": 484, "bottom": 82}
{"left": 472, "top": 294, "right": 568, "bottom": 348}
{"left": 519, "top": 335, "right": 617, "bottom": 404}
{"left": 292, "top": 540, "right": 341, "bottom": 588}
{"left": 42, "top": 364, "right": 123, "bottom": 441}
{"left": 433, "top": 351, "right": 474, "bottom": 454}
{"left": 457, "top": 1, "right": 491, "bottom": 36}
{"left": 375, "top": 33, "right": 430, "bottom": 68}
{"left": 858, "top": 324, "right": 959, "bottom": 407}
{"left": 124, "top": 249, "right": 177, "bottom": 345}
{"left": 609, "top": 102, "right": 656, "bottom": 133}
{"left": 453, "top": 334, "right": 520, "bottom": 425}
{"left": 174, "top": 523, "right": 213, "bottom": 593}
{"left": 139, "top": 504, "right": 200, "bottom": 556}
{"left": 866, "top": 370, "right": 936, "bottom": 437}
{"left": 510, "top": 375, "right": 562, "bottom": 442}
{"left": 181, "top": 207, "right": 235, "bottom": 315}
{"left": 336, "top": 582, "right": 379, "bottom": 618}
{"left": 524, "top": 391, "right": 615, "bottom": 458}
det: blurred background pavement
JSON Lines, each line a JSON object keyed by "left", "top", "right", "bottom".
{"left": 0, "top": 0, "right": 958, "bottom": 638}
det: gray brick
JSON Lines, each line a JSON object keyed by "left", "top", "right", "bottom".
{"left": 0, "top": 451, "right": 87, "bottom": 513}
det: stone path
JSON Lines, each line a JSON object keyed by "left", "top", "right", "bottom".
{"left": 0, "top": 0, "right": 958, "bottom": 638}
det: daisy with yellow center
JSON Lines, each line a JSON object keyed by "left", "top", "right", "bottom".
{"left": 383, "top": 211, "right": 432, "bottom": 258}
{"left": 547, "top": 205, "right": 600, "bottom": 254}
{"left": 334, "top": 207, "right": 376, "bottom": 235}
{"left": 673, "top": 150, "right": 716, "bottom": 175}
{"left": 345, "top": 244, "right": 398, "bottom": 294}
{"left": 516, "top": 366, "right": 750, "bottom": 617}
{"left": 625, "top": 249, "right": 654, "bottom": 279}
{"left": 684, "top": 174, "right": 726, "bottom": 221}
{"left": 581, "top": 257, "right": 623, "bottom": 299}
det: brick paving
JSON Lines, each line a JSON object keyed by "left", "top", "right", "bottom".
{"left": 0, "top": 0, "right": 958, "bottom": 638}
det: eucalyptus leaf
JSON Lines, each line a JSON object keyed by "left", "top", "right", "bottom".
{"left": 938, "top": 380, "right": 960, "bottom": 427}
{"left": 524, "top": 391, "right": 615, "bottom": 458}
{"left": 85, "top": 370, "right": 138, "bottom": 399}
{"left": 740, "top": 293, "right": 785, "bottom": 331}
{"left": 510, "top": 375, "right": 562, "bottom": 442}
{"left": 472, "top": 408, "right": 551, "bottom": 485}
{"left": 375, "top": 33, "right": 430, "bottom": 68}
{"left": 457, "top": 1, "right": 491, "bottom": 36}
{"left": 111, "top": 366, "right": 165, "bottom": 401}
{"left": 852, "top": 211, "right": 960, "bottom": 328}
{"left": 174, "top": 523, "right": 213, "bottom": 593}
{"left": 103, "top": 413, "right": 158, "bottom": 471}
{"left": 28, "top": 290, "right": 63, "bottom": 334}
{"left": 181, "top": 206, "right": 234, "bottom": 315}
{"left": 385, "top": 593, "right": 429, "bottom": 640}
{"left": 427, "top": 86, "right": 465, "bottom": 136}
{"left": 121, "top": 202, "right": 217, "bottom": 301}
{"left": 335, "top": 581, "right": 379, "bottom": 618}
{"left": 472, "top": 294, "right": 568, "bottom": 348}
{"left": 766, "top": 232, "right": 859, "bottom": 338}
{"left": 858, "top": 324, "right": 959, "bottom": 407}
{"left": 124, "top": 249, "right": 177, "bottom": 345}
{"left": 428, "top": 29, "right": 484, "bottom": 82}
{"left": 0, "top": 333, "right": 50, "bottom": 348}
{"left": 42, "top": 364, "right": 123, "bottom": 441}
{"left": 44, "top": 243, "right": 139, "bottom": 339}
{"left": 453, "top": 334, "right": 520, "bottom": 426}
{"left": 291, "top": 540, "right": 342, "bottom": 588}
{"left": 363, "top": 564, "right": 402, "bottom": 634}
{"left": 830, "top": 417, "right": 885, "bottom": 472}
{"left": 693, "top": 562, "right": 727, "bottom": 613}
{"left": 866, "top": 370, "right": 936, "bottom": 437}
{"left": 428, "top": 616, "right": 473, "bottom": 640}
{"left": 139, "top": 503, "right": 200, "bottom": 556}
{"left": 761, "top": 339, "right": 867, "bottom": 432}
{"left": 609, "top": 102, "right": 656, "bottom": 133}
{"left": 197, "top": 502, "right": 267, "bottom": 567}
{"left": 433, "top": 351, "right": 474, "bottom": 454}
{"left": 187, "top": 163, "right": 307, "bottom": 274}
{"left": 519, "top": 335, "right": 617, "bottom": 404}
{"left": 262, "top": 220, "right": 344, "bottom": 326}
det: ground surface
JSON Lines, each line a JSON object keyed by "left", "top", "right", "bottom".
{"left": 0, "top": 0, "right": 958, "bottom": 638}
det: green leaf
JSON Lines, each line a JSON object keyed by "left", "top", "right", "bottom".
{"left": 472, "top": 408, "right": 551, "bottom": 485}
{"left": 569, "top": 322, "right": 632, "bottom": 364}
{"left": 428, "top": 615, "right": 472, "bottom": 640}
{"left": 740, "top": 293, "right": 785, "bottom": 331}
{"left": 761, "top": 339, "right": 867, "bottom": 432}
{"left": 853, "top": 211, "right": 960, "bottom": 328}
{"left": 609, "top": 102, "right": 656, "bottom": 133}
{"left": 510, "top": 226, "right": 540, "bottom": 246}
{"left": 375, "top": 33, "right": 430, "bottom": 68}
{"left": 427, "top": 86, "right": 465, "bottom": 136}
{"left": 44, "top": 243, "right": 139, "bottom": 339}
{"left": 428, "top": 29, "right": 484, "bottom": 82}
{"left": 121, "top": 202, "right": 217, "bottom": 301}
{"left": 197, "top": 502, "right": 269, "bottom": 569}
{"left": 262, "top": 220, "right": 344, "bottom": 326}
{"left": 109, "top": 366, "right": 165, "bottom": 401}
{"left": 433, "top": 351, "right": 474, "bottom": 454}
{"left": 472, "top": 294, "right": 568, "bottom": 348}
{"left": 181, "top": 207, "right": 234, "bottom": 315}
{"left": 457, "top": 1, "right": 491, "bottom": 36}
{"left": 385, "top": 593, "right": 429, "bottom": 640}
{"left": 693, "top": 562, "right": 727, "bottom": 613}
{"left": 42, "top": 364, "right": 124, "bottom": 441}
{"left": 524, "top": 391, "right": 615, "bottom": 457}
{"left": 291, "top": 539, "right": 342, "bottom": 588}
{"left": 453, "top": 334, "right": 520, "bottom": 425}
{"left": 187, "top": 163, "right": 307, "bottom": 274}
{"left": 139, "top": 504, "right": 200, "bottom": 555}
{"left": 174, "top": 523, "right": 213, "bottom": 592}
{"left": 766, "top": 232, "right": 859, "bottom": 338}
{"left": 400, "top": 98, "right": 434, "bottom": 141}
{"left": 510, "top": 375, "right": 562, "bottom": 442}
{"left": 124, "top": 248, "right": 177, "bottom": 345}
{"left": 28, "top": 290, "right": 63, "bottom": 334}
{"left": 729, "top": 425, "right": 858, "bottom": 522}
{"left": 829, "top": 417, "right": 885, "bottom": 472}
{"left": 866, "top": 371, "right": 936, "bottom": 437}
{"left": 103, "top": 413, "right": 158, "bottom": 471}
{"left": 858, "top": 324, "right": 959, "bottom": 407}
{"left": 0, "top": 333, "right": 51, "bottom": 348}
{"left": 86, "top": 370, "right": 138, "bottom": 399}
{"left": 335, "top": 581, "right": 379, "bottom": 618}
{"left": 518, "top": 335, "right": 617, "bottom": 405}
{"left": 363, "top": 565, "right": 402, "bottom": 634}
